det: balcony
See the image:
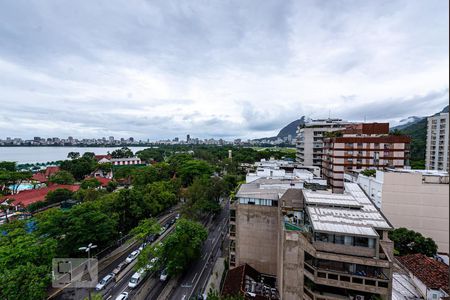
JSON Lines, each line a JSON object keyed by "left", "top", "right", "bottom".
{"left": 304, "top": 261, "right": 390, "bottom": 294}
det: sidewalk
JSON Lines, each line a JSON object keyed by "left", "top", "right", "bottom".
{"left": 203, "top": 257, "right": 226, "bottom": 295}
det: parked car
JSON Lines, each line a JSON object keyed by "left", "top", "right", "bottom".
{"left": 115, "top": 292, "right": 129, "bottom": 300}
{"left": 159, "top": 226, "right": 166, "bottom": 235}
{"left": 147, "top": 234, "right": 156, "bottom": 243}
{"left": 95, "top": 273, "right": 114, "bottom": 291}
{"left": 112, "top": 262, "right": 127, "bottom": 276}
{"left": 175, "top": 213, "right": 180, "bottom": 220}
{"left": 125, "top": 250, "right": 140, "bottom": 263}
{"left": 159, "top": 268, "right": 169, "bottom": 281}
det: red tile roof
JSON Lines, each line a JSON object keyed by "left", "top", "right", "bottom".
{"left": 397, "top": 253, "right": 449, "bottom": 292}
{"left": 94, "top": 154, "right": 112, "bottom": 161}
{"left": 44, "top": 166, "right": 60, "bottom": 177}
{"left": 1, "top": 184, "right": 80, "bottom": 208}
{"left": 86, "top": 176, "right": 112, "bottom": 187}
{"left": 31, "top": 172, "right": 48, "bottom": 183}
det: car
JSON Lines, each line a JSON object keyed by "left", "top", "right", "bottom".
{"left": 125, "top": 250, "right": 140, "bottom": 263}
{"left": 95, "top": 273, "right": 114, "bottom": 291}
{"left": 159, "top": 226, "right": 166, "bottom": 235}
{"left": 128, "top": 269, "right": 147, "bottom": 289}
{"left": 112, "top": 262, "right": 127, "bottom": 276}
{"left": 138, "top": 242, "right": 147, "bottom": 251}
{"left": 169, "top": 218, "right": 176, "bottom": 226}
{"left": 159, "top": 268, "right": 168, "bottom": 281}
{"left": 175, "top": 213, "right": 180, "bottom": 220}
{"left": 147, "top": 234, "right": 156, "bottom": 243}
{"left": 115, "top": 292, "right": 129, "bottom": 300}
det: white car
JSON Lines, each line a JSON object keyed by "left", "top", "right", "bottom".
{"left": 95, "top": 273, "right": 114, "bottom": 291}
{"left": 128, "top": 269, "right": 147, "bottom": 289}
{"left": 125, "top": 250, "right": 140, "bottom": 263}
{"left": 115, "top": 292, "right": 129, "bottom": 300}
{"left": 160, "top": 268, "right": 168, "bottom": 281}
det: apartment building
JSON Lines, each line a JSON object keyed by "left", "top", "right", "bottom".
{"left": 229, "top": 159, "right": 394, "bottom": 300}
{"left": 322, "top": 123, "right": 411, "bottom": 193}
{"left": 356, "top": 169, "right": 449, "bottom": 254}
{"left": 278, "top": 183, "right": 394, "bottom": 300}
{"left": 426, "top": 112, "right": 449, "bottom": 172}
{"left": 296, "top": 119, "right": 353, "bottom": 167}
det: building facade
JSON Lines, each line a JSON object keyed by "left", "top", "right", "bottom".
{"left": 278, "top": 183, "right": 394, "bottom": 300}
{"left": 426, "top": 112, "right": 449, "bottom": 172}
{"left": 357, "top": 169, "right": 449, "bottom": 254}
{"left": 296, "top": 119, "right": 352, "bottom": 167}
{"left": 229, "top": 160, "right": 395, "bottom": 300}
{"left": 322, "top": 123, "right": 411, "bottom": 193}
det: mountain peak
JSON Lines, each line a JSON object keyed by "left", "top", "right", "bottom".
{"left": 277, "top": 116, "right": 305, "bottom": 138}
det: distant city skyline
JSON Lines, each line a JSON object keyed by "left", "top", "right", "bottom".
{"left": 0, "top": 1, "right": 448, "bottom": 140}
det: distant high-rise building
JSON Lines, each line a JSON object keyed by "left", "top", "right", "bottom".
{"left": 296, "top": 119, "right": 353, "bottom": 167}
{"left": 426, "top": 112, "right": 449, "bottom": 172}
{"left": 109, "top": 136, "right": 114, "bottom": 143}
{"left": 186, "top": 134, "right": 191, "bottom": 143}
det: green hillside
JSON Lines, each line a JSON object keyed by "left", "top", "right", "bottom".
{"left": 398, "top": 118, "right": 427, "bottom": 169}
{"left": 396, "top": 105, "right": 448, "bottom": 169}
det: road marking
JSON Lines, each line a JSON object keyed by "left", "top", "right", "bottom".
{"left": 192, "top": 272, "right": 198, "bottom": 284}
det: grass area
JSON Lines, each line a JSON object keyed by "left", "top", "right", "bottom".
{"left": 251, "top": 147, "right": 296, "bottom": 153}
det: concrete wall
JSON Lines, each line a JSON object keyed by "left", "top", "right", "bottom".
{"left": 235, "top": 204, "right": 279, "bottom": 275}
{"left": 381, "top": 172, "right": 449, "bottom": 253}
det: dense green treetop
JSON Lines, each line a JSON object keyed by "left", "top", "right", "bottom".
{"left": 389, "top": 227, "right": 438, "bottom": 257}
{"left": 48, "top": 170, "right": 75, "bottom": 184}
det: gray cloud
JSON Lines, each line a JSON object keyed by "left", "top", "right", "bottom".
{"left": 0, "top": 0, "right": 448, "bottom": 140}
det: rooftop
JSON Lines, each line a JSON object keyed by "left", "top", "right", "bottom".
{"left": 1, "top": 184, "right": 80, "bottom": 207}
{"left": 397, "top": 253, "right": 449, "bottom": 292}
{"left": 305, "top": 183, "right": 392, "bottom": 237}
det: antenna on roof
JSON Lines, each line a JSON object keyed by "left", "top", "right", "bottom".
{"left": 364, "top": 115, "right": 367, "bottom": 122}
{"left": 328, "top": 110, "right": 331, "bottom": 119}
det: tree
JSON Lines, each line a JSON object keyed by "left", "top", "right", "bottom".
{"left": 60, "top": 157, "right": 96, "bottom": 180}
{"left": 0, "top": 169, "right": 32, "bottom": 194}
{"left": 184, "top": 177, "right": 221, "bottom": 219}
{"left": 36, "top": 203, "right": 119, "bottom": 257}
{"left": 0, "top": 221, "right": 57, "bottom": 299}
{"left": 49, "top": 170, "right": 75, "bottom": 184}
{"left": 360, "top": 169, "right": 376, "bottom": 177}
{"left": 110, "top": 147, "right": 133, "bottom": 158}
{"left": 81, "top": 178, "right": 101, "bottom": 189}
{"left": 207, "top": 290, "right": 244, "bottom": 300}
{"left": 0, "top": 161, "right": 17, "bottom": 171}
{"left": 82, "top": 152, "right": 96, "bottom": 160}
{"left": 45, "top": 188, "right": 74, "bottom": 204}
{"left": 67, "top": 152, "right": 80, "bottom": 160}
{"left": 160, "top": 218, "right": 207, "bottom": 276}
{"left": 106, "top": 180, "right": 118, "bottom": 192}
{"left": 136, "top": 148, "right": 165, "bottom": 162}
{"left": 130, "top": 218, "right": 161, "bottom": 242}
{"left": 389, "top": 227, "right": 438, "bottom": 257}
{"left": 177, "top": 159, "right": 214, "bottom": 186}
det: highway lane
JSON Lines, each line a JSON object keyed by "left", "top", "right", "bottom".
{"left": 53, "top": 211, "right": 177, "bottom": 300}
{"left": 105, "top": 224, "right": 176, "bottom": 300}
{"left": 168, "top": 200, "right": 229, "bottom": 300}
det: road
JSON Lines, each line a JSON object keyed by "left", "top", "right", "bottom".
{"left": 168, "top": 200, "right": 229, "bottom": 300}
{"left": 53, "top": 211, "right": 177, "bottom": 300}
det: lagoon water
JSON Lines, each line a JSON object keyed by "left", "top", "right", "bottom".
{"left": 0, "top": 147, "right": 149, "bottom": 164}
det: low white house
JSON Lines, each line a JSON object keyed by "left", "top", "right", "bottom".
{"left": 98, "top": 157, "right": 142, "bottom": 166}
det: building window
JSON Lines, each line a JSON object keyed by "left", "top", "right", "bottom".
{"left": 355, "top": 237, "right": 369, "bottom": 247}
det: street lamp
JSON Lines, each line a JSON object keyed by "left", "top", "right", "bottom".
{"left": 79, "top": 243, "right": 97, "bottom": 300}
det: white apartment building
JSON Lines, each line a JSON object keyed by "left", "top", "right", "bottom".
{"left": 357, "top": 169, "right": 449, "bottom": 253}
{"left": 296, "top": 118, "right": 352, "bottom": 167}
{"left": 426, "top": 112, "right": 449, "bottom": 172}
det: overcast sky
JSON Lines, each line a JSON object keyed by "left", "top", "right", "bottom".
{"left": 0, "top": 0, "right": 448, "bottom": 140}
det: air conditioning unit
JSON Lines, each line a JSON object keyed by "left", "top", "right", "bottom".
{"left": 355, "top": 295, "right": 365, "bottom": 300}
